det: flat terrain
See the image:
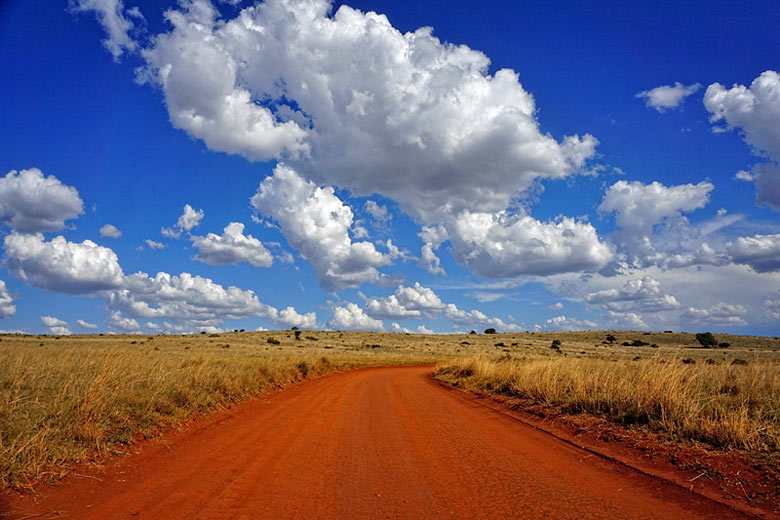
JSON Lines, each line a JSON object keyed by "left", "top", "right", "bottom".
{"left": 1, "top": 366, "right": 749, "bottom": 519}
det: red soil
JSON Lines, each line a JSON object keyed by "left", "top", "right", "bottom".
{"left": 0, "top": 367, "right": 761, "bottom": 519}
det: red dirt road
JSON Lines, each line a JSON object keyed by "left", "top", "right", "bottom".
{"left": 3, "top": 367, "right": 751, "bottom": 519}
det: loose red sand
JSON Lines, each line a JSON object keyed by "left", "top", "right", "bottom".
{"left": 0, "top": 367, "right": 761, "bottom": 519}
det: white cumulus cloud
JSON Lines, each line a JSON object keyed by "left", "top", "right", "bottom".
{"left": 107, "top": 311, "right": 142, "bottom": 332}
{"left": 3, "top": 233, "right": 124, "bottom": 294}
{"left": 76, "top": 319, "right": 98, "bottom": 330}
{"left": 191, "top": 222, "right": 273, "bottom": 267}
{"left": 70, "top": 0, "right": 141, "bottom": 60}
{"left": 448, "top": 211, "right": 612, "bottom": 277}
{"left": 636, "top": 82, "right": 701, "bottom": 112}
{"left": 704, "top": 70, "right": 780, "bottom": 210}
{"left": 162, "top": 204, "right": 205, "bottom": 238}
{"left": 0, "top": 168, "right": 84, "bottom": 232}
{"left": 683, "top": 303, "right": 748, "bottom": 326}
{"left": 41, "top": 315, "right": 72, "bottom": 335}
{"left": 109, "top": 271, "right": 277, "bottom": 327}
{"left": 327, "top": 302, "right": 384, "bottom": 331}
{"left": 545, "top": 315, "right": 598, "bottom": 332}
{"left": 0, "top": 280, "right": 16, "bottom": 318}
{"left": 99, "top": 223, "right": 122, "bottom": 238}
{"left": 727, "top": 234, "right": 780, "bottom": 273}
{"left": 270, "top": 306, "right": 317, "bottom": 329}
{"left": 585, "top": 276, "right": 679, "bottom": 313}
{"left": 251, "top": 164, "right": 390, "bottom": 290}
{"left": 139, "top": 0, "right": 598, "bottom": 224}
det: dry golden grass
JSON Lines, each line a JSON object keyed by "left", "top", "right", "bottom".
{"left": 435, "top": 352, "right": 780, "bottom": 453}
{"left": 1, "top": 329, "right": 778, "bottom": 487}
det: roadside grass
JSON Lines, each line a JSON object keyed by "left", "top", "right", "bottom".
{"left": 0, "top": 332, "right": 442, "bottom": 488}
{"left": 435, "top": 354, "right": 780, "bottom": 453}
{"left": 2, "top": 329, "right": 778, "bottom": 487}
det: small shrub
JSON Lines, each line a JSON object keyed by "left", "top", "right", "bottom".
{"left": 484, "top": 328, "right": 496, "bottom": 334}
{"left": 294, "top": 330, "right": 302, "bottom": 340}
{"left": 605, "top": 334, "right": 616, "bottom": 343}
{"left": 551, "top": 339, "right": 561, "bottom": 347}
{"left": 731, "top": 358, "right": 748, "bottom": 366}
{"left": 200, "top": 331, "right": 206, "bottom": 335}
{"left": 494, "top": 342, "right": 505, "bottom": 347}
{"left": 266, "top": 338, "right": 280, "bottom": 345}
{"left": 305, "top": 336, "right": 318, "bottom": 341}
{"left": 630, "top": 339, "right": 650, "bottom": 347}
{"left": 550, "top": 344, "right": 560, "bottom": 351}
{"left": 682, "top": 358, "right": 695, "bottom": 364}
{"left": 469, "top": 330, "right": 477, "bottom": 335}
{"left": 718, "top": 342, "right": 730, "bottom": 349}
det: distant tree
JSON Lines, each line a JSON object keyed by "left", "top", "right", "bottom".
{"left": 484, "top": 328, "right": 496, "bottom": 334}
{"left": 695, "top": 332, "right": 717, "bottom": 347}
{"left": 294, "top": 330, "right": 302, "bottom": 340}
{"left": 469, "top": 330, "right": 477, "bottom": 335}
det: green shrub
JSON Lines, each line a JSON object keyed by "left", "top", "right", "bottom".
{"left": 696, "top": 332, "right": 717, "bottom": 347}
{"left": 267, "top": 338, "right": 280, "bottom": 345}
{"left": 484, "top": 328, "right": 496, "bottom": 334}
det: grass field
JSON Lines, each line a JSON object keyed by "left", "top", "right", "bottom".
{"left": 2, "top": 329, "right": 779, "bottom": 487}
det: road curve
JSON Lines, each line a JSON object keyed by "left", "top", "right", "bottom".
{"left": 3, "top": 366, "right": 748, "bottom": 519}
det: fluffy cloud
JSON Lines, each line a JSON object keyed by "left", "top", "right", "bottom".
{"left": 727, "top": 234, "right": 780, "bottom": 273}
{"left": 443, "top": 303, "right": 520, "bottom": 332}
{"left": 107, "top": 311, "right": 141, "bottom": 332}
{"left": 99, "top": 224, "right": 122, "bottom": 238}
{"left": 390, "top": 322, "right": 412, "bottom": 333}
{"left": 636, "top": 82, "right": 701, "bottom": 112}
{"left": 109, "top": 271, "right": 276, "bottom": 326}
{"left": 683, "top": 303, "right": 747, "bottom": 326}
{"left": 365, "top": 201, "right": 389, "bottom": 224}
{"left": 140, "top": 0, "right": 597, "bottom": 223}
{"left": 145, "top": 239, "right": 166, "bottom": 250}
{"left": 448, "top": 211, "right": 612, "bottom": 277}
{"left": 0, "top": 168, "right": 84, "bottom": 232}
{"left": 70, "top": 0, "right": 141, "bottom": 60}
{"left": 364, "top": 282, "right": 445, "bottom": 319}
{"left": 270, "top": 306, "right": 317, "bottom": 329}
{"left": 191, "top": 222, "right": 273, "bottom": 267}
{"left": 598, "top": 180, "right": 714, "bottom": 268}
{"left": 76, "top": 319, "right": 98, "bottom": 330}
{"left": 41, "top": 315, "right": 72, "bottom": 335}
{"left": 544, "top": 315, "right": 598, "bottom": 332}
{"left": 418, "top": 243, "right": 445, "bottom": 276}
{"left": 251, "top": 165, "right": 390, "bottom": 290}
{"left": 548, "top": 302, "right": 564, "bottom": 310}
{"left": 0, "top": 281, "right": 16, "bottom": 318}
{"left": 3, "top": 233, "right": 124, "bottom": 294}
{"left": 327, "top": 303, "right": 384, "bottom": 331}
{"left": 162, "top": 204, "right": 205, "bottom": 238}
{"left": 606, "top": 311, "right": 649, "bottom": 330}
{"left": 585, "top": 276, "right": 679, "bottom": 313}
{"left": 705, "top": 70, "right": 780, "bottom": 209}
{"left": 599, "top": 180, "right": 713, "bottom": 235}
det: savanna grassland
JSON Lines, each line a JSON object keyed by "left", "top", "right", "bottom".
{"left": 1, "top": 329, "right": 779, "bottom": 489}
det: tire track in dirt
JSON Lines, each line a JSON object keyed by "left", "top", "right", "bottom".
{"left": 1, "top": 366, "right": 752, "bottom": 519}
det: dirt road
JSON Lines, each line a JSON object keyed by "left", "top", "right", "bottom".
{"left": 2, "top": 367, "right": 750, "bottom": 519}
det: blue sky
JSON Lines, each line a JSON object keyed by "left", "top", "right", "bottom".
{"left": 0, "top": 0, "right": 778, "bottom": 335}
